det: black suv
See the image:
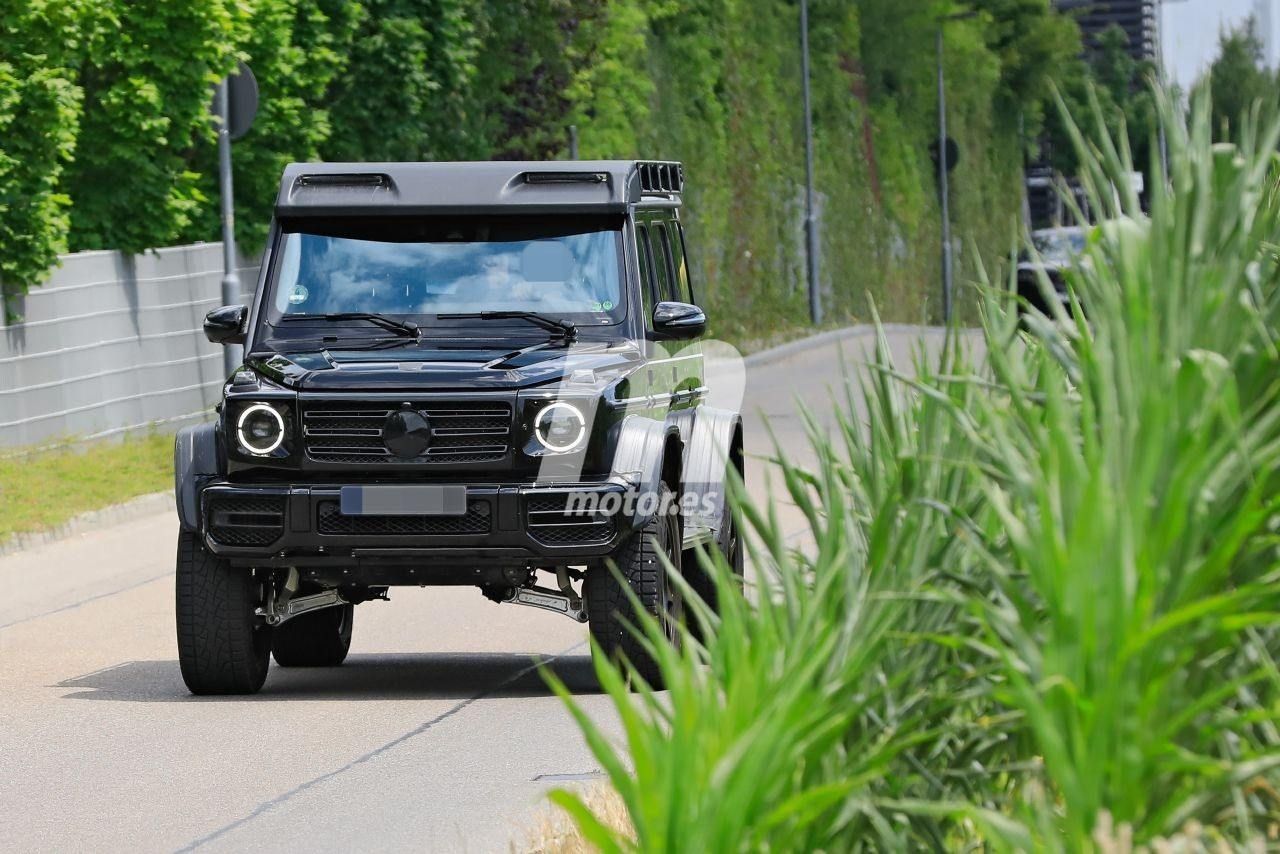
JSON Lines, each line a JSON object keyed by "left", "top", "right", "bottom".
{"left": 174, "top": 160, "right": 744, "bottom": 694}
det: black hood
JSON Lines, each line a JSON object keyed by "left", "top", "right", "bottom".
{"left": 245, "top": 342, "right": 645, "bottom": 392}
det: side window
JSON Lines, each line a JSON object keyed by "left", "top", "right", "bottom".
{"left": 673, "top": 223, "right": 695, "bottom": 304}
{"left": 635, "top": 223, "right": 655, "bottom": 324}
{"left": 652, "top": 222, "right": 678, "bottom": 302}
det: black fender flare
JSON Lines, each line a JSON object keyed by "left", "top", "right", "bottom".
{"left": 174, "top": 422, "right": 222, "bottom": 532}
{"left": 681, "top": 406, "right": 743, "bottom": 548}
{"left": 608, "top": 414, "right": 676, "bottom": 531}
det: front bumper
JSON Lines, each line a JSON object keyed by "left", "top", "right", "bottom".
{"left": 199, "top": 479, "right": 634, "bottom": 567}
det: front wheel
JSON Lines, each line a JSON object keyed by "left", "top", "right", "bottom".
{"left": 175, "top": 530, "right": 272, "bottom": 695}
{"left": 586, "top": 484, "right": 682, "bottom": 688}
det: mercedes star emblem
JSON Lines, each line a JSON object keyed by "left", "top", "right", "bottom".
{"left": 382, "top": 405, "right": 432, "bottom": 458}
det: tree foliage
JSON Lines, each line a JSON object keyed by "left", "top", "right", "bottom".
{"left": 967, "top": 0, "right": 1081, "bottom": 109}
{"left": 1205, "top": 18, "right": 1277, "bottom": 141}
{"left": 1042, "top": 25, "right": 1155, "bottom": 178}
{"left": 324, "top": 0, "right": 479, "bottom": 162}
{"left": 466, "top": 0, "right": 602, "bottom": 160}
{"left": 0, "top": 1, "right": 90, "bottom": 315}
{"left": 185, "top": 0, "right": 362, "bottom": 251}
{"left": 0, "top": 0, "right": 1092, "bottom": 334}
{"left": 65, "top": 0, "right": 240, "bottom": 255}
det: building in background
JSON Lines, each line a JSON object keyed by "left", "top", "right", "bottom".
{"left": 1058, "top": 0, "right": 1161, "bottom": 63}
{"left": 1027, "top": 1, "right": 1160, "bottom": 229}
{"left": 1029, "top": 0, "right": 1280, "bottom": 229}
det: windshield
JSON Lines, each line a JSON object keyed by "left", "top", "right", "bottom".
{"left": 258, "top": 216, "right": 625, "bottom": 348}
{"left": 1031, "top": 229, "right": 1086, "bottom": 262}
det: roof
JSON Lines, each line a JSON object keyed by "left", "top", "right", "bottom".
{"left": 274, "top": 160, "right": 683, "bottom": 217}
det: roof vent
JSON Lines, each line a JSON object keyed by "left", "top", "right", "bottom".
{"left": 295, "top": 173, "right": 391, "bottom": 188}
{"left": 637, "top": 161, "right": 684, "bottom": 196}
{"left": 523, "top": 171, "right": 609, "bottom": 185}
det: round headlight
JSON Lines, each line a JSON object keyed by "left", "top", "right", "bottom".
{"left": 237, "top": 403, "right": 285, "bottom": 455}
{"left": 534, "top": 402, "right": 587, "bottom": 453}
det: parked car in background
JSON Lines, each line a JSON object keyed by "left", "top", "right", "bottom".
{"left": 1017, "top": 226, "right": 1088, "bottom": 316}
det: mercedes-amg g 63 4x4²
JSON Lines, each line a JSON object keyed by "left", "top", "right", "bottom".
{"left": 175, "top": 161, "right": 744, "bottom": 694}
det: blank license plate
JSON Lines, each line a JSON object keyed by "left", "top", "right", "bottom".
{"left": 339, "top": 485, "right": 467, "bottom": 516}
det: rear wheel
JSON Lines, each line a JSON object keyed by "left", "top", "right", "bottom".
{"left": 720, "top": 494, "right": 744, "bottom": 582}
{"left": 271, "top": 602, "right": 354, "bottom": 667}
{"left": 175, "top": 530, "right": 272, "bottom": 695}
{"left": 586, "top": 484, "right": 682, "bottom": 688}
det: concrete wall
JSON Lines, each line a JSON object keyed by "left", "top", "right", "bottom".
{"left": 0, "top": 243, "right": 259, "bottom": 448}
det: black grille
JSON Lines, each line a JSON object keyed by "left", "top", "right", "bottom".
{"left": 207, "top": 496, "right": 285, "bottom": 547}
{"left": 302, "top": 401, "right": 513, "bottom": 465}
{"left": 526, "top": 493, "right": 617, "bottom": 547}
{"left": 317, "top": 500, "right": 491, "bottom": 536}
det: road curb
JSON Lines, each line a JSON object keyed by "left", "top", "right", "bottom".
{"left": 0, "top": 491, "right": 172, "bottom": 558}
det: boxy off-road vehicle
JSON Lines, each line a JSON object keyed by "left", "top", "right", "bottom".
{"left": 175, "top": 160, "right": 744, "bottom": 694}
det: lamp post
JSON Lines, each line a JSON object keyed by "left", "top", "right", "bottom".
{"left": 936, "top": 27, "right": 953, "bottom": 325}
{"left": 935, "top": 10, "right": 976, "bottom": 325}
{"left": 800, "top": 0, "right": 822, "bottom": 325}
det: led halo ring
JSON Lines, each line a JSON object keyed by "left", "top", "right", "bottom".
{"left": 534, "top": 401, "right": 587, "bottom": 453}
{"left": 237, "top": 403, "right": 286, "bottom": 455}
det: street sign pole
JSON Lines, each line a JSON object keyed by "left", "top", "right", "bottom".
{"left": 800, "top": 0, "right": 822, "bottom": 325}
{"left": 215, "top": 78, "right": 241, "bottom": 375}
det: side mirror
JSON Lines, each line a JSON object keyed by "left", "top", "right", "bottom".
{"left": 204, "top": 305, "right": 248, "bottom": 345}
{"left": 650, "top": 301, "right": 706, "bottom": 340}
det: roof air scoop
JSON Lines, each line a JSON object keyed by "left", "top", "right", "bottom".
{"left": 637, "top": 161, "right": 683, "bottom": 196}
{"left": 522, "top": 171, "right": 609, "bottom": 185}
{"left": 294, "top": 173, "right": 392, "bottom": 189}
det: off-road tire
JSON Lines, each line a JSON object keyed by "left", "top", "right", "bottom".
{"left": 586, "top": 485, "right": 682, "bottom": 688}
{"left": 271, "top": 603, "right": 354, "bottom": 667}
{"left": 686, "top": 464, "right": 745, "bottom": 640}
{"left": 175, "top": 530, "right": 272, "bottom": 695}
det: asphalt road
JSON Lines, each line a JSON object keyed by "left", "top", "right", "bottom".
{"left": 0, "top": 326, "right": 955, "bottom": 853}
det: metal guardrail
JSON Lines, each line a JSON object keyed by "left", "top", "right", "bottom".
{"left": 0, "top": 242, "right": 259, "bottom": 448}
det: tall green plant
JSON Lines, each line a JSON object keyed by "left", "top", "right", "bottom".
{"left": 966, "top": 86, "right": 1280, "bottom": 845}
{"left": 547, "top": 326, "right": 1027, "bottom": 850}
{"left": 548, "top": 85, "right": 1280, "bottom": 849}
{"left": 545, "top": 403, "right": 966, "bottom": 849}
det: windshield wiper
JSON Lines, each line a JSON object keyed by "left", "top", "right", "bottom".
{"left": 280, "top": 312, "right": 419, "bottom": 338}
{"left": 436, "top": 311, "right": 577, "bottom": 342}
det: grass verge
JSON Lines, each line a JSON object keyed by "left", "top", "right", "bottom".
{"left": 0, "top": 432, "right": 173, "bottom": 545}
